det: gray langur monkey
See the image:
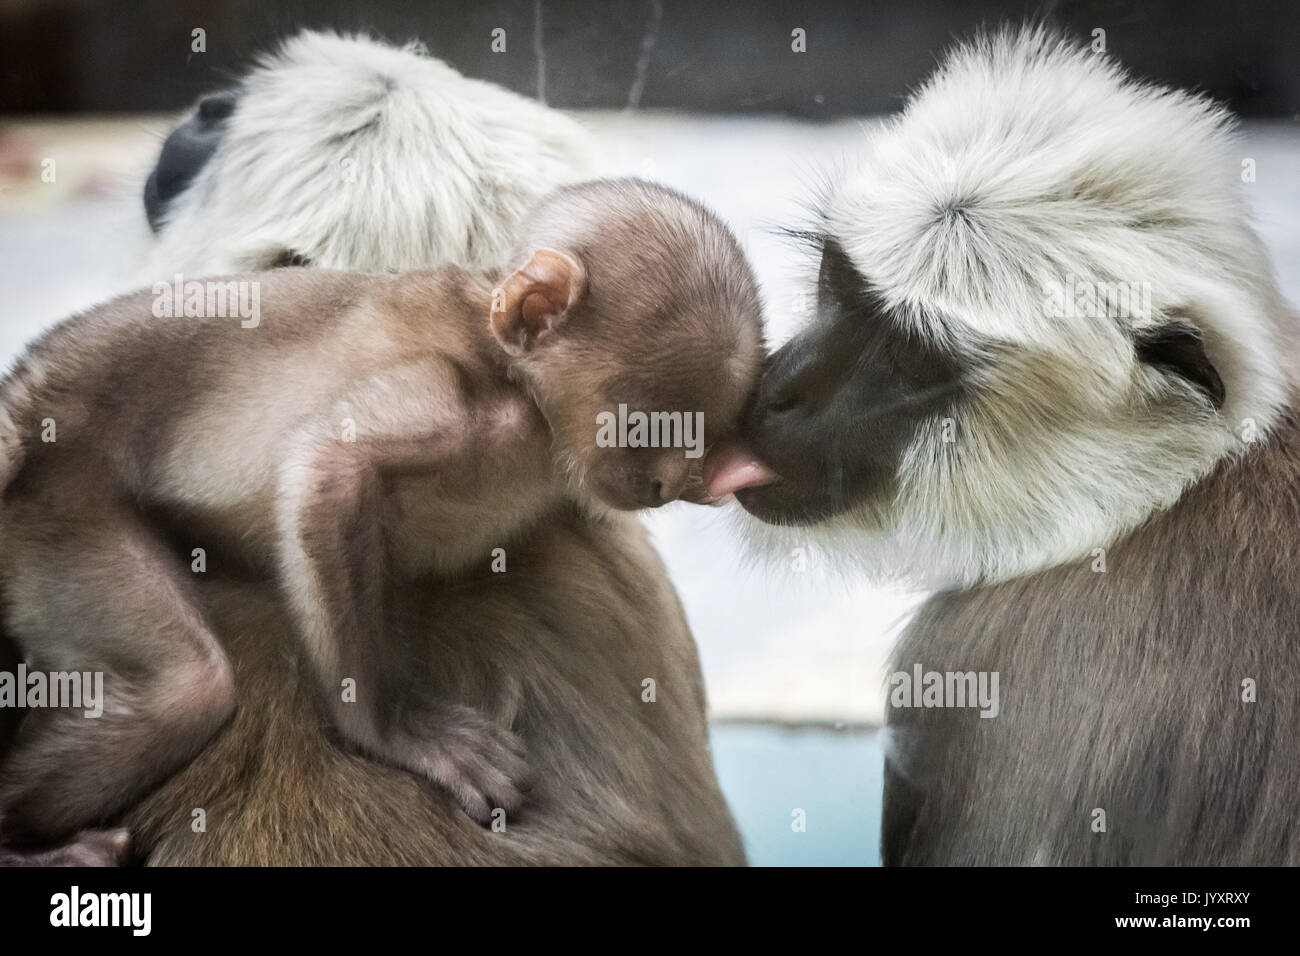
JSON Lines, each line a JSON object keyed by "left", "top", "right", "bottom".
{"left": 0, "top": 32, "right": 748, "bottom": 866}
{"left": 710, "top": 27, "right": 1300, "bottom": 864}
{"left": 142, "top": 30, "right": 596, "bottom": 275}
{"left": 0, "top": 179, "right": 764, "bottom": 851}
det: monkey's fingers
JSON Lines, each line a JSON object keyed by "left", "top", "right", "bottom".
{"left": 442, "top": 742, "right": 534, "bottom": 825}
{"left": 397, "top": 703, "right": 533, "bottom": 825}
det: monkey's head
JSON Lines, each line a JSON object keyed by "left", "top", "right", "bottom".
{"left": 715, "top": 28, "right": 1296, "bottom": 586}
{"left": 491, "top": 179, "right": 766, "bottom": 511}
{"left": 141, "top": 31, "right": 595, "bottom": 278}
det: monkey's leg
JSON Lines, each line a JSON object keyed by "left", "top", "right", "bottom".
{"left": 0, "top": 506, "right": 236, "bottom": 843}
{"left": 277, "top": 392, "right": 530, "bottom": 824}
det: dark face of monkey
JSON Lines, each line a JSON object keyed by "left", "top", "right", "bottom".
{"left": 491, "top": 179, "right": 766, "bottom": 511}
{"left": 144, "top": 89, "right": 238, "bottom": 233}
{"left": 711, "top": 239, "right": 964, "bottom": 523}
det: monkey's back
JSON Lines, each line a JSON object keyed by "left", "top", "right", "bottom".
{"left": 0, "top": 267, "right": 493, "bottom": 532}
{"left": 1, "top": 270, "right": 372, "bottom": 474}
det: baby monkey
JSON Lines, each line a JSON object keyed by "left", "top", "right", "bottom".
{"left": 0, "top": 179, "right": 764, "bottom": 845}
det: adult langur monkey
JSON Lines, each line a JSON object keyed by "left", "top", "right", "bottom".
{"left": 709, "top": 27, "right": 1300, "bottom": 864}
{"left": 2, "top": 31, "right": 744, "bottom": 866}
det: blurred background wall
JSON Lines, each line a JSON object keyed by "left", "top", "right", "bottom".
{"left": 2, "top": 0, "right": 1297, "bottom": 117}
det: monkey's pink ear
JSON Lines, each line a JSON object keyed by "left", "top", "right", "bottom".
{"left": 492, "top": 248, "right": 587, "bottom": 355}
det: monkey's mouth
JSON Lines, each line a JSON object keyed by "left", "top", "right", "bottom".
{"left": 705, "top": 440, "right": 867, "bottom": 526}
{"left": 704, "top": 439, "right": 780, "bottom": 500}
{"left": 704, "top": 439, "right": 815, "bottom": 522}
{"left": 733, "top": 483, "right": 850, "bottom": 526}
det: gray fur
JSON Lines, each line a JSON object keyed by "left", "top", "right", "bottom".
{"left": 886, "top": 406, "right": 1300, "bottom": 864}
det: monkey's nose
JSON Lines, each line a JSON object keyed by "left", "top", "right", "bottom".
{"left": 635, "top": 474, "right": 675, "bottom": 507}
{"left": 599, "top": 459, "right": 695, "bottom": 510}
{"left": 630, "top": 466, "right": 691, "bottom": 507}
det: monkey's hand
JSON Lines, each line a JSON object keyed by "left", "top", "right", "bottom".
{"left": 377, "top": 699, "right": 532, "bottom": 825}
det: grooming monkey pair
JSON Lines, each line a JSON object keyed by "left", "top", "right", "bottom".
{"left": 0, "top": 178, "right": 763, "bottom": 853}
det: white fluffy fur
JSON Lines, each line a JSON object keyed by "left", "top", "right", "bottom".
{"left": 142, "top": 31, "right": 597, "bottom": 279}
{"left": 756, "top": 27, "right": 1298, "bottom": 588}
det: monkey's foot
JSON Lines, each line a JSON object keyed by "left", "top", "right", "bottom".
{"left": 380, "top": 701, "right": 532, "bottom": 825}
{"left": 0, "top": 828, "right": 131, "bottom": 867}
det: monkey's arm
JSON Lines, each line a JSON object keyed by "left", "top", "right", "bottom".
{"left": 276, "top": 364, "right": 529, "bottom": 823}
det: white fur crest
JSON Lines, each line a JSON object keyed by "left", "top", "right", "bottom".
{"left": 141, "top": 31, "right": 598, "bottom": 279}
{"left": 796, "top": 27, "right": 1297, "bottom": 586}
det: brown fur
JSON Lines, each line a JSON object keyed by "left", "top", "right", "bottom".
{"left": 0, "top": 180, "right": 765, "bottom": 847}
{"left": 123, "top": 507, "right": 745, "bottom": 865}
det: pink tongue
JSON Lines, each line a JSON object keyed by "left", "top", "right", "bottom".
{"left": 705, "top": 440, "right": 779, "bottom": 499}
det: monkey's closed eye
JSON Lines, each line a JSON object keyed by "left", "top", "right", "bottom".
{"left": 1133, "top": 321, "right": 1225, "bottom": 409}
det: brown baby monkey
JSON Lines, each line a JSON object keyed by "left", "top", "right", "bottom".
{"left": 0, "top": 179, "right": 764, "bottom": 848}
